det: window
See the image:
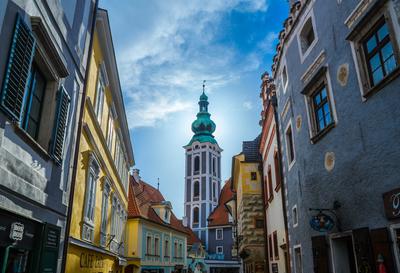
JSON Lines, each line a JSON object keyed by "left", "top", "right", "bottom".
{"left": 154, "top": 237, "right": 160, "bottom": 256}
{"left": 282, "top": 66, "right": 288, "bottom": 90}
{"left": 146, "top": 236, "right": 152, "bottom": 255}
{"left": 212, "top": 157, "right": 216, "bottom": 176}
{"left": 267, "top": 166, "right": 273, "bottom": 201}
{"left": 164, "top": 239, "right": 170, "bottom": 257}
{"left": 164, "top": 209, "right": 169, "bottom": 221}
{"left": 274, "top": 152, "right": 281, "bottom": 190}
{"left": 174, "top": 241, "right": 178, "bottom": 257}
{"left": 106, "top": 109, "right": 114, "bottom": 151}
{"left": 179, "top": 243, "right": 183, "bottom": 258}
{"left": 1, "top": 15, "right": 70, "bottom": 163}
{"left": 273, "top": 231, "right": 279, "bottom": 260}
{"left": 348, "top": 6, "right": 400, "bottom": 96}
{"left": 212, "top": 182, "right": 216, "bottom": 200}
{"left": 193, "top": 181, "right": 200, "bottom": 200}
{"left": 84, "top": 156, "right": 99, "bottom": 224}
{"left": 216, "top": 229, "right": 223, "bottom": 240}
{"left": 251, "top": 172, "right": 257, "bottom": 181}
{"left": 100, "top": 181, "right": 111, "bottom": 246}
{"left": 22, "top": 64, "right": 46, "bottom": 140}
{"left": 216, "top": 246, "right": 223, "bottom": 254}
{"left": 363, "top": 18, "right": 397, "bottom": 87}
{"left": 285, "top": 125, "right": 295, "bottom": 165}
{"left": 312, "top": 85, "right": 333, "bottom": 132}
{"left": 268, "top": 235, "right": 273, "bottom": 260}
{"left": 194, "top": 156, "right": 200, "bottom": 175}
{"left": 193, "top": 207, "right": 199, "bottom": 224}
{"left": 292, "top": 205, "right": 298, "bottom": 227}
{"left": 94, "top": 70, "right": 105, "bottom": 124}
{"left": 302, "top": 68, "right": 336, "bottom": 141}
{"left": 298, "top": 16, "right": 316, "bottom": 57}
{"left": 294, "top": 246, "right": 303, "bottom": 273}
{"left": 255, "top": 218, "right": 263, "bottom": 229}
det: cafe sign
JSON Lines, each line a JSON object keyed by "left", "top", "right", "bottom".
{"left": 9, "top": 222, "right": 24, "bottom": 241}
{"left": 383, "top": 188, "right": 400, "bottom": 220}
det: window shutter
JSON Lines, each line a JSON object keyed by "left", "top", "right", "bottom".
{"left": 311, "top": 235, "right": 329, "bottom": 273}
{"left": 370, "top": 228, "right": 396, "bottom": 273}
{"left": 353, "top": 227, "right": 374, "bottom": 272}
{"left": 1, "top": 15, "right": 36, "bottom": 121}
{"left": 51, "top": 86, "right": 70, "bottom": 164}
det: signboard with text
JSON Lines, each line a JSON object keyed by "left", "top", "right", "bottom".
{"left": 383, "top": 188, "right": 400, "bottom": 220}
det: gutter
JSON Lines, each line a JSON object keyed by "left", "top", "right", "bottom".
{"left": 60, "top": 1, "right": 99, "bottom": 272}
{"left": 271, "top": 94, "right": 291, "bottom": 273}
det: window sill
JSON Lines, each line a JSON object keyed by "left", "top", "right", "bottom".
{"left": 12, "top": 123, "right": 52, "bottom": 161}
{"left": 310, "top": 122, "right": 335, "bottom": 144}
{"left": 363, "top": 66, "right": 400, "bottom": 100}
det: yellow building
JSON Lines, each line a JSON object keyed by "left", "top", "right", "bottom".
{"left": 231, "top": 136, "right": 266, "bottom": 273}
{"left": 65, "top": 9, "right": 134, "bottom": 273}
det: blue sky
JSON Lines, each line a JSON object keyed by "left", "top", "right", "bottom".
{"left": 100, "top": 0, "right": 289, "bottom": 218}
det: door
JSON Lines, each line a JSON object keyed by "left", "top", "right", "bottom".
{"left": 0, "top": 246, "right": 32, "bottom": 273}
{"left": 392, "top": 226, "right": 400, "bottom": 272}
{"left": 331, "top": 235, "right": 357, "bottom": 273}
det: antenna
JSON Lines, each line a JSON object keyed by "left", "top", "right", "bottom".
{"left": 157, "top": 178, "right": 160, "bottom": 191}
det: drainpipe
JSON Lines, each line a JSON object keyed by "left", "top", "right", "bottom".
{"left": 60, "top": 1, "right": 99, "bottom": 273}
{"left": 271, "top": 94, "right": 291, "bottom": 273}
{"left": 259, "top": 163, "right": 269, "bottom": 273}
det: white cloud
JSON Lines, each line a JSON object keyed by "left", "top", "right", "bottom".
{"left": 257, "top": 31, "right": 278, "bottom": 54}
{"left": 103, "top": 0, "right": 270, "bottom": 128}
{"left": 243, "top": 101, "right": 253, "bottom": 110}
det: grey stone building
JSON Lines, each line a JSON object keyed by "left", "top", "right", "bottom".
{"left": 0, "top": 0, "right": 97, "bottom": 272}
{"left": 270, "top": 0, "right": 400, "bottom": 272}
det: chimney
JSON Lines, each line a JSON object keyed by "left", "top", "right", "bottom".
{"left": 132, "top": 168, "right": 140, "bottom": 182}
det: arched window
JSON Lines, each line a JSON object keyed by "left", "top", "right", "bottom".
{"left": 193, "top": 181, "right": 200, "bottom": 200}
{"left": 194, "top": 156, "right": 200, "bottom": 174}
{"left": 193, "top": 207, "right": 199, "bottom": 224}
{"left": 212, "top": 158, "right": 216, "bottom": 176}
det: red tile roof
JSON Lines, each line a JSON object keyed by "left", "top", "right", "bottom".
{"left": 183, "top": 224, "right": 202, "bottom": 246}
{"left": 207, "top": 179, "right": 234, "bottom": 227}
{"left": 128, "top": 175, "right": 187, "bottom": 234}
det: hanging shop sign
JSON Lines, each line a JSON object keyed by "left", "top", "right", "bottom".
{"left": 310, "top": 212, "right": 335, "bottom": 232}
{"left": 383, "top": 188, "right": 400, "bottom": 220}
{"left": 9, "top": 222, "right": 24, "bottom": 241}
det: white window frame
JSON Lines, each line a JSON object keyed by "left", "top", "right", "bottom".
{"left": 193, "top": 180, "right": 200, "bottom": 200}
{"left": 297, "top": 8, "right": 318, "bottom": 63}
{"left": 292, "top": 205, "right": 298, "bottom": 228}
{"left": 285, "top": 121, "right": 296, "bottom": 171}
{"left": 192, "top": 206, "right": 200, "bottom": 226}
{"left": 146, "top": 234, "right": 153, "bottom": 255}
{"left": 282, "top": 64, "right": 289, "bottom": 94}
{"left": 83, "top": 153, "right": 100, "bottom": 225}
{"left": 390, "top": 223, "right": 400, "bottom": 271}
{"left": 154, "top": 235, "right": 160, "bottom": 256}
{"left": 106, "top": 108, "right": 114, "bottom": 151}
{"left": 216, "top": 228, "right": 223, "bottom": 240}
{"left": 164, "top": 237, "right": 170, "bottom": 257}
{"left": 100, "top": 178, "right": 111, "bottom": 246}
{"left": 94, "top": 69, "right": 105, "bottom": 125}
{"left": 216, "top": 246, "right": 223, "bottom": 254}
{"left": 293, "top": 244, "right": 303, "bottom": 273}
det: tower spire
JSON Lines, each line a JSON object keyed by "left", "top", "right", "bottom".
{"left": 202, "top": 80, "right": 206, "bottom": 94}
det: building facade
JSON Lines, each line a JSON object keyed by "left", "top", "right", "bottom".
{"left": 259, "top": 72, "right": 290, "bottom": 273}
{"left": 231, "top": 137, "right": 265, "bottom": 273}
{"left": 271, "top": 0, "right": 400, "bottom": 272}
{"left": 206, "top": 179, "right": 240, "bottom": 273}
{"left": 126, "top": 172, "right": 188, "bottom": 273}
{"left": 0, "top": 0, "right": 96, "bottom": 272}
{"left": 64, "top": 8, "right": 134, "bottom": 273}
{"left": 183, "top": 90, "right": 222, "bottom": 247}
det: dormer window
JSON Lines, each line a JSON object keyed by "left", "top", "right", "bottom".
{"left": 164, "top": 209, "right": 169, "bottom": 221}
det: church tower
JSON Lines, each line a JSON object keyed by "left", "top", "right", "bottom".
{"left": 183, "top": 86, "right": 222, "bottom": 247}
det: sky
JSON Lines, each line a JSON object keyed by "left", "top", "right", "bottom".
{"left": 99, "top": 0, "right": 289, "bottom": 218}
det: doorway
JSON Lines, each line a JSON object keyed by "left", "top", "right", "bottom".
{"left": 0, "top": 246, "right": 31, "bottom": 273}
{"left": 392, "top": 225, "right": 400, "bottom": 272}
{"left": 331, "top": 235, "right": 357, "bottom": 273}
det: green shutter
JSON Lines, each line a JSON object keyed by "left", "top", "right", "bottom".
{"left": 51, "top": 86, "right": 70, "bottom": 164}
{"left": 1, "top": 14, "right": 36, "bottom": 121}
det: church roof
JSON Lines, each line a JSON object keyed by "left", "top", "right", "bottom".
{"left": 207, "top": 179, "right": 234, "bottom": 227}
{"left": 186, "top": 90, "right": 218, "bottom": 146}
{"left": 128, "top": 175, "right": 188, "bottom": 234}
